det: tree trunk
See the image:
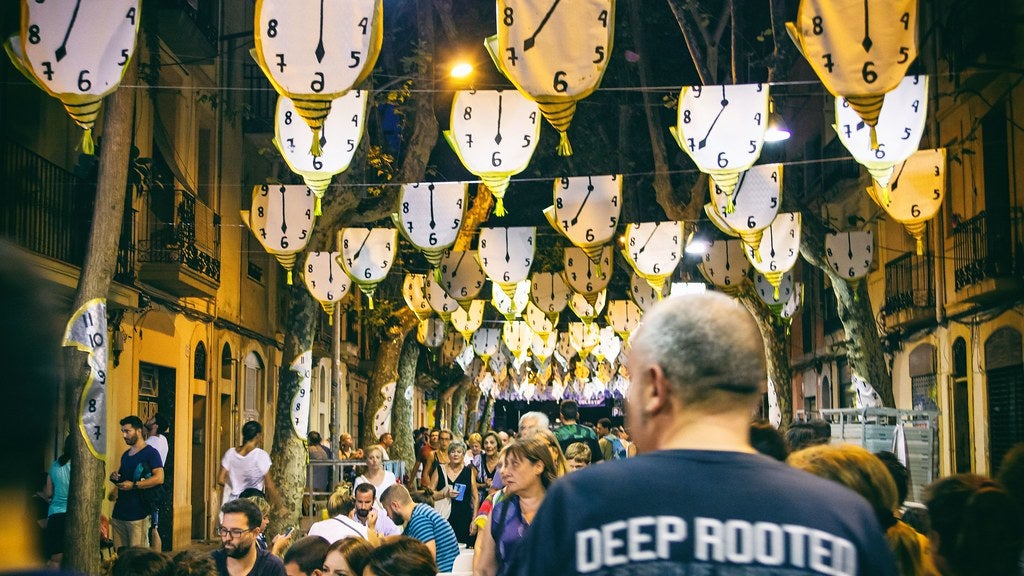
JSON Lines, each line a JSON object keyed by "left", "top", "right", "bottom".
{"left": 451, "top": 379, "right": 468, "bottom": 438}
{"left": 464, "top": 385, "right": 482, "bottom": 438}
{"left": 64, "top": 61, "right": 136, "bottom": 574}
{"left": 390, "top": 332, "right": 420, "bottom": 478}
{"left": 361, "top": 308, "right": 420, "bottom": 450}
{"left": 267, "top": 284, "right": 318, "bottom": 537}
{"left": 738, "top": 284, "right": 795, "bottom": 430}
{"left": 478, "top": 396, "right": 494, "bottom": 434}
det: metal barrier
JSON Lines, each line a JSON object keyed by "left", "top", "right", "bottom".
{"left": 302, "top": 459, "right": 407, "bottom": 520}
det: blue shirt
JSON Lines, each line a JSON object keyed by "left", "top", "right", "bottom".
{"left": 112, "top": 444, "right": 163, "bottom": 521}
{"left": 48, "top": 459, "right": 70, "bottom": 516}
{"left": 405, "top": 503, "right": 460, "bottom": 572}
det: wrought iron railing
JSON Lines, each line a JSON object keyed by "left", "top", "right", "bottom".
{"left": 171, "top": 0, "right": 218, "bottom": 47}
{"left": 884, "top": 252, "right": 935, "bottom": 314}
{"left": 952, "top": 209, "right": 1024, "bottom": 290}
{"left": 243, "top": 61, "right": 276, "bottom": 133}
{"left": 137, "top": 189, "right": 221, "bottom": 283}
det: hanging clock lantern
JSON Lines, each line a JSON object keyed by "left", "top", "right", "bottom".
{"left": 254, "top": 0, "right": 383, "bottom": 155}
{"left": 437, "top": 250, "right": 487, "bottom": 307}
{"left": 555, "top": 331, "right": 577, "bottom": 366}
{"left": 472, "top": 327, "right": 502, "bottom": 365}
{"left": 568, "top": 322, "right": 601, "bottom": 359}
{"left": 524, "top": 301, "right": 556, "bottom": 337}
{"left": 274, "top": 91, "right": 366, "bottom": 215}
{"left": 622, "top": 221, "right": 684, "bottom": 294}
{"left": 867, "top": 148, "right": 945, "bottom": 255}
{"left": 836, "top": 75, "right": 928, "bottom": 202}
{"left": 699, "top": 238, "right": 751, "bottom": 292}
{"left": 706, "top": 164, "right": 783, "bottom": 261}
{"left": 781, "top": 282, "right": 805, "bottom": 320}
{"left": 594, "top": 326, "right": 621, "bottom": 366}
{"left": 787, "top": 0, "right": 919, "bottom": 147}
{"left": 6, "top": 0, "right": 140, "bottom": 155}
{"left": 629, "top": 272, "right": 670, "bottom": 312}
{"left": 337, "top": 227, "right": 396, "bottom": 309}
{"left": 530, "top": 271, "right": 571, "bottom": 320}
{"left": 394, "top": 182, "right": 467, "bottom": 266}
{"left": 755, "top": 270, "right": 796, "bottom": 316}
{"left": 562, "top": 245, "right": 613, "bottom": 305}
{"left": 425, "top": 273, "right": 460, "bottom": 323}
{"left": 544, "top": 175, "right": 622, "bottom": 266}
{"left": 416, "top": 317, "right": 447, "bottom": 349}
{"left": 568, "top": 290, "right": 607, "bottom": 324}
{"left": 606, "top": 299, "right": 642, "bottom": 342}
{"left": 450, "top": 300, "right": 486, "bottom": 342}
{"left": 441, "top": 331, "right": 466, "bottom": 366}
{"left": 478, "top": 227, "right": 535, "bottom": 299}
{"left": 491, "top": 279, "right": 531, "bottom": 321}
{"left": 531, "top": 331, "right": 558, "bottom": 365}
{"left": 704, "top": 201, "right": 741, "bottom": 241}
{"left": 670, "top": 83, "right": 770, "bottom": 198}
{"left": 444, "top": 90, "right": 541, "bottom": 215}
{"left": 242, "top": 184, "right": 316, "bottom": 284}
{"left": 489, "top": 350, "right": 510, "bottom": 378}
{"left": 503, "top": 321, "right": 534, "bottom": 361}
{"left": 486, "top": 0, "right": 615, "bottom": 156}
{"left": 303, "top": 251, "right": 352, "bottom": 322}
{"left": 744, "top": 213, "right": 802, "bottom": 299}
{"left": 289, "top": 350, "right": 313, "bottom": 438}
{"left": 401, "top": 273, "right": 433, "bottom": 320}
{"left": 825, "top": 230, "right": 874, "bottom": 281}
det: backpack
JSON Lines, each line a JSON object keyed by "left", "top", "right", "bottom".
{"left": 605, "top": 435, "right": 627, "bottom": 460}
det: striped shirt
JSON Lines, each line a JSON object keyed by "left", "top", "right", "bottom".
{"left": 405, "top": 503, "right": 460, "bottom": 572}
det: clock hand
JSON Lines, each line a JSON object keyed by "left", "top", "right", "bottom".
{"left": 570, "top": 178, "right": 595, "bottom": 226}
{"left": 698, "top": 86, "right": 730, "bottom": 150}
{"left": 428, "top": 184, "right": 436, "bottom": 229}
{"left": 504, "top": 228, "right": 511, "bottom": 263}
{"left": 862, "top": 0, "right": 873, "bottom": 52}
{"left": 279, "top": 186, "right": 288, "bottom": 233}
{"left": 328, "top": 256, "right": 334, "bottom": 282}
{"left": 637, "top": 224, "right": 659, "bottom": 254}
{"left": 847, "top": 232, "right": 854, "bottom": 260}
{"left": 55, "top": 0, "right": 83, "bottom": 62}
{"left": 769, "top": 228, "right": 777, "bottom": 258}
{"left": 452, "top": 250, "right": 467, "bottom": 275}
{"left": 727, "top": 170, "right": 748, "bottom": 213}
{"left": 890, "top": 160, "right": 909, "bottom": 191}
{"left": 524, "top": 0, "right": 563, "bottom": 51}
{"left": 352, "top": 230, "right": 371, "bottom": 261}
{"left": 315, "top": 0, "right": 326, "bottom": 63}
{"left": 495, "top": 94, "right": 503, "bottom": 145}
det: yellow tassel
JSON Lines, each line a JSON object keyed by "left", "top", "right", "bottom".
{"left": 287, "top": 269, "right": 293, "bottom": 285}
{"left": 82, "top": 128, "right": 95, "bottom": 155}
{"left": 869, "top": 126, "right": 879, "bottom": 150}
{"left": 310, "top": 128, "right": 323, "bottom": 157}
{"left": 916, "top": 237, "right": 924, "bottom": 256}
{"left": 556, "top": 131, "right": 573, "bottom": 156}
{"left": 368, "top": 295, "right": 375, "bottom": 310}
{"left": 433, "top": 267, "right": 443, "bottom": 284}
{"left": 494, "top": 197, "right": 507, "bottom": 217}
{"left": 773, "top": 283, "right": 780, "bottom": 300}
{"left": 315, "top": 196, "right": 323, "bottom": 216}
{"left": 328, "top": 314, "right": 334, "bottom": 326}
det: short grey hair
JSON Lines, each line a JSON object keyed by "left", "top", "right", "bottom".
{"left": 519, "top": 411, "right": 550, "bottom": 432}
{"left": 447, "top": 439, "right": 467, "bottom": 454}
{"left": 630, "top": 292, "right": 765, "bottom": 403}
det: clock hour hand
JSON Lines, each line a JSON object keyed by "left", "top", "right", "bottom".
{"left": 495, "top": 94, "right": 503, "bottom": 145}
{"left": 352, "top": 230, "right": 371, "bottom": 260}
{"left": 55, "top": 0, "right": 83, "bottom": 62}
{"left": 637, "top": 225, "right": 659, "bottom": 254}
{"left": 504, "top": 228, "right": 511, "bottom": 263}
{"left": 279, "top": 186, "right": 288, "bottom": 233}
{"left": 569, "top": 178, "right": 594, "bottom": 226}
{"left": 428, "top": 184, "right": 436, "bottom": 229}
{"left": 524, "top": 0, "right": 563, "bottom": 51}
{"left": 698, "top": 86, "right": 729, "bottom": 150}
{"left": 862, "top": 0, "right": 873, "bottom": 52}
{"left": 847, "top": 232, "right": 854, "bottom": 260}
{"left": 452, "top": 250, "right": 467, "bottom": 274}
{"left": 315, "top": 0, "right": 326, "bottom": 63}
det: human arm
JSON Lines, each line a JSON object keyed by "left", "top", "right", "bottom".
{"left": 473, "top": 512, "right": 498, "bottom": 576}
{"left": 43, "top": 473, "right": 54, "bottom": 500}
{"left": 470, "top": 469, "right": 479, "bottom": 518}
{"left": 420, "top": 453, "right": 436, "bottom": 490}
{"left": 216, "top": 466, "right": 228, "bottom": 490}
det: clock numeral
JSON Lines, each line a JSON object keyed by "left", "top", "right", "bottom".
{"left": 364, "top": 268, "right": 372, "bottom": 279}
{"left": 897, "top": 47, "right": 910, "bottom": 64}
{"left": 284, "top": 111, "right": 293, "bottom": 125}
{"left": 521, "top": 134, "right": 532, "bottom": 148}
{"left": 280, "top": 237, "right": 289, "bottom": 249}
{"left": 932, "top": 189, "right": 941, "bottom": 200}
{"left": 118, "top": 49, "right": 130, "bottom": 66}
{"left": 769, "top": 196, "right": 778, "bottom": 208}
{"left": 300, "top": 230, "right": 307, "bottom": 240}
{"left": 585, "top": 228, "right": 596, "bottom": 242}
{"left": 717, "top": 151, "right": 729, "bottom": 168}
{"left": 27, "top": 25, "right": 41, "bottom": 45}
{"left": 464, "top": 134, "right": 473, "bottom": 147}
{"left": 126, "top": 7, "right": 137, "bottom": 25}
{"left": 910, "top": 204, "right": 921, "bottom": 218}
{"left": 267, "top": 19, "right": 279, "bottom": 38}
{"left": 822, "top": 53, "right": 835, "bottom": 73}
{"left": 349, "top": 51, "right": 362, "bottom": 69}
{"left": 862, "top": 61, "right": 877, "bottom": 84}
{"left": 259, "top": 228, "right": 267, "bottom": 239}
{"left": 747, "top": 216, "right": 757, "bottom": 229}
{"left": 754, "top": 112, "right": 762, "bottom": 126}
{"left": 77, "top": 70, "right": 91, "bottom": 92}
{"left": 41, "top": 61, "right": 54, "bottom": 80}
{"left": 609, "top": 216, "right": 618, "bottom": 227}
{"left": 502, "top": 7, "right": 514, "bottom": 26}
{"left": 429, "top": 232, "right": 438, "bottom": 246}
{"left": 311, "top": 72, "right": 325, "bottom": 93}
{"left": 842, "top": 124, "right": 852, "bottom": 137}
{"left": 506, "top": 47, "right": 519, "bottom": 66}
{"left": 529, "top": 111, "right": 537, "bottom": 124}
{"left": 556, "top": 197, "right": 564, "bottom": 209}
{"left": 598, "top": 9, "right": 609, "bottom": 27}
{"left": 900, "top": 12, "right": 911, "bottom": 30}
{"left": 561, "top": 220, "right": 569, "bottom": 230}
{"left": 747, "top": 140, "right": 756, "bottom": 153}
{"left": 346, "top": 139, "right": 356, "bottom": 152}
{"left": 286, "top": 137, "right": 295, "bottom": 151}
{"left": 257, "top": 206, "right": 265, "bottom": 218}
{"left": 260, "top": 185, "right": 269, "bottom": 196}
{"left": 402, "top": 201, "right": 410, "bottom": 214}
{"left": 593, "top": 46, "right": 605, "bottom": 64}
{"left": 911, "top": 100, "right": 920, "bottom": 113}
{"left": 463, "top": 106, "right": 472, "bottom": 120}
{"left": 452, "top": 218, "right": 461, "bottom": 230}
{"left": 312, "top": 157, "right": 323, "bottom": 170}
{"left": 683, "top": 110, "right": 692, "bottom": 124}
{"left": 553, "top": 71, "right": 568, "bottom": 93}
{"left": 275, "top": 53, "right": 286, "bottom": 72}
{"left": 88, "top": 399, "right": 97, "bottom": 413}
{"left": 358, "top": 17, "right": 369, "bottom": 35}
{"left": 874, "top": 144, "right": 887, "bottom": 159}
{"left": 491, "top": 151, "right": 502, "bottom": 167}
{"left": 811, "top": 15, "right": 823, "bottom": 35}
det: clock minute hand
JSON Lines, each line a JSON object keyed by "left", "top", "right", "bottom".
{"left": 315, "top": 0, "right": 326, "bottom": 63}
{"left": 698, "top": 86, "right": 729, "bottom": 150}
{"left": 352, "top": 230, "right": 372, "bottom": 261}
{"left": 523, "top": 0, "right": 563, "bottom": 51}
{"left": 570, "top": 179, "right": 594, "bottom": 227}
{"left": 55, "top": 0, "right": 83, "bottom": 62}
{"left": 428, "top": 184, "right": 436, "bottom": 229}
{"left": 279, "top": 186, "right": 288, "bottom": 233}
{"left": 637, "top": 225, "right": 659, "bottom": 254}
{"left": 495, "top": 94, "right": 503, "bottom": 145}
{"left": 862, "top": 0, "right": 873, "bottom": 52}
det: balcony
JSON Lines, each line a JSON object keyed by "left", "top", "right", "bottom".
{"left": 243, "top": 61, "right": 275, "bottom": 134}
{"left": 883, "top": 251, "right": 936, "bottom": 329}
{"left": 951, "top": 209, "right": 1024, "bottom": 304}
{"left": 137, "top": 190, "right": 221, "bottom": 297}
{"left": 156, "top": 0, "right": 218, "bottom": 60}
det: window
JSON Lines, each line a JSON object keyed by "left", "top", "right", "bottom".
{"left": 909, "top": 344, "right": 938, "bottom": 412}
{"left": 221, "top": 343, "right": 232, "bottom": 380}
{"left": 194, "top": 341, "right": 207, "bottom": 380}
{"left": 986, "top": 327, "right": 1023, "bottom": 473}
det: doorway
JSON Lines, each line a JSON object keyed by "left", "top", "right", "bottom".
{"left": 138, "top": 363, "right": 175, "bottom": 551}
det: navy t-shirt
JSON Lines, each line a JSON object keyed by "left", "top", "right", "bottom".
{"left": 211, "top": 548, "right": 287, "bottom": 576}
{"left": 112, "top": 444, "right": 163, "bottom": 521}
{"left": 509, "top": 449, "right": 898, "bottom": 576}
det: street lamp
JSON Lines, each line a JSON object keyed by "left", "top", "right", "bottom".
{"left": 764, "top": 98, "right": 791, "bottom": 143}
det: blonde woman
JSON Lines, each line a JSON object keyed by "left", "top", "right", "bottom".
{"left": 352, "top": 445, "right": 396, "bottom": 508}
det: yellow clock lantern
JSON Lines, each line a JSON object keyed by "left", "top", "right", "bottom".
{"left": 337, "top": 227, "right": 397, "bottom": 309}
{"left": 303, "top": 251, "right": 352, "bottom": 322}
{"left": 867, "top": 148, "right": 945, "bottom": 254}
{"left": 241, "top": 184, "right": 316, "bottom": 284}
{"left": 544, "top": 174, "right": 621, "bottom": 268}
{"left": 394, "top": 182, "right": 467, "bottom": 267}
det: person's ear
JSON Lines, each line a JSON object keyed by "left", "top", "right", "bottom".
{"left": 641, "top": 364, "right": 672, "bottom": 416}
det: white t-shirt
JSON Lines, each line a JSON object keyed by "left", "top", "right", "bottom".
{"left": 221, "top": 447, "right": 272, "bottom": 500}
{"left": 307, "top": 514, "right": 369, "bottom": 543}
{"left": 146, "top": 434, "right": 169, "bottom": 465}
{"left": 352, "top": 470, "right": 397, "bottom": 508}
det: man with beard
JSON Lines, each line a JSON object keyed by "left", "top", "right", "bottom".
{"left": 212, "top": 498, "right": 286, "bottom": 576}
{"left": 380, "top": 484, "right": 460, "bottom": 573}
{"left": 353, "top": 482, "right": 401, "bottom": 543}
{"left": 108, "top": 415, "right": 165, "bottom": 550}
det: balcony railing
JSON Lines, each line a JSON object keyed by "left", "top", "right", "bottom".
{"left": 137, "top": 189, "right": 221, "bottom": 285}
{"left": 884, "top": 252, "right": 935, "bottom": 315}
{"left": 243, "top": 61, "right": 275, "bottom": 133}
{"left": 952, "top": 209, "right": 1024, "bottom": 291}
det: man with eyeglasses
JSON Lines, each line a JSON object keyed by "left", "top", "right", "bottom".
{"left": 212, "top": 498, "right": 286, "bottom": 576}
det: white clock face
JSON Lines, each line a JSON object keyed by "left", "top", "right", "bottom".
{"left": 568, "top": 322, "right": 601, "bottom": 355}
{"left": 836, "top": 75, "right": 928, "bottom": 168}
{"left": 249, "top": 185, "right": 316, "bottom": 255}
{"left": 674, "top": 83, "right": 769, "bottom": 173}
{"left": 524, "top": 301, "right": 556, "bottom": 336}
{"left": 255, "top": 0, "right": 381, "bottom": 97}
{"left": 478, "top": 227, "right": 535, "bottom": 287}
{"left": 606, "top": 300, "right": 642, "bottom": 337}
{"left": 546, "top": 175, "right": 621, "bottom": 247}
{"left": 424, "top": 273, "right": 460, "bottom": 317}
{"left": 276, "top": 91, "right": 366, "bottom": 175}
{"left": 401, "top": 273, "right": 433, "bottom": 319}
{"left": 569, "top": 289, "right": 607, "bottom": 322}
{"left": 699, "top": 239, "right": 750, "bottom": 289}
{"left": 450, "top": 300, "right": 485, "bottom": 338}
{"left": 417, "top": 318, "right": 447, "bottom": 348}
{"left": 562, "top": 245, "right": 613, "bottom": 296}
{"left": 492, "top": 0, "right": 614, "bottom": 98}
{"left": 472, "top": 328, "right": 502, "bottom": 359}
{"left": 531, "top": 331, "right": 558, "bottom": 360}
{"left": 437, "top": 250, "right": 487, "bottom": 303}
{"left": 21, "top": 0, "right": 139, "bottom": 97}
{"left": 745, "top": 213, "right": 802, "bottom": 274}
{"left": 630, "top": 273, "right": 670, "bottom": 312}
{"left": 396, "top": 182, "right": 466, "bottom": 253}
{"left": 755, "top": 271, "right": 796, "bottom": 307}
{"left": 338, "top": 228, "right": 396, "bottom": 283}
{"left": 441, "top": 331, "right": 466, "bottom": 366}
{"left": 825, "top": 230, "right": 874, "bottom": 280}
{"left": 710, "top": 164, "right": 783, "bottom": 233}
{"left": 781, "top": 283, "right": 803, "bottom": 319}
{"left": 446, "top": 90, "right": 540, "bottom": 176}
{"left": 502, "top": 321, "right": 534, "bottom": 356}
{"left": 624, "top": 221, "right": 684, "bottom": 277}
{"left": 491, "top": 280, "right": 531, "bottom": 319}
{"left": 556, "top": 331, "right": 577, "bottom": 362}
{"left": 304, "top": 251, "right": 352, "bottom": 305}
{"left": 530, "top": 272, "right": 570, "bottom": 316}
{"left": 875, "top": 148, "right": 945, "bottom": 222}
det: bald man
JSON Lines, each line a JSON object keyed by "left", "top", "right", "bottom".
{"left": 510, "top": 292, "right": 897, "bottom": 575}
